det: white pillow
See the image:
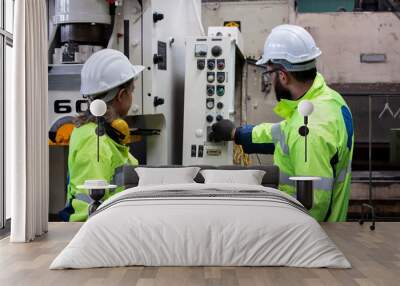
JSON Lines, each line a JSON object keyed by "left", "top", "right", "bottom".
{"left": 200, "top": 169, "right": 266, "bottom": 185}
{"left": 136, "top": 167, "right": 200, "bottom": 186}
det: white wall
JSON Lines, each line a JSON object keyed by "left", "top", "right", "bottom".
{"left": 292, "top": 12, "right": 400, "bottom": 84}
{"left": 202, "top": 0, "right": 289, "bottom": 59}
{"left": 203, "top": 1, "right": 400, "bottom": 84}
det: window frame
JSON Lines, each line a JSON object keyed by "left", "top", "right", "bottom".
{"left": 0, "top": 0, "right": 13, "bottom": 231}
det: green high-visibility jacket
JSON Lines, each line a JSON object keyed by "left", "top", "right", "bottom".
{"left": 235, "top": 73, "right": 354, "bottom": 221}
{"left": 67, "top": 122, "right": 138, "bottom": 222}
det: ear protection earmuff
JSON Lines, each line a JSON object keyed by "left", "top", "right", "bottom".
{"left": 96, "top": 117, "right": 130, "bottom": 145}
{"left": 110, "top": 118, "right": 130, "bottom": 145}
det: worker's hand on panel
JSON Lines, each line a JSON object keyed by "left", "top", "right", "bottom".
{"left": 210, "top": 119, "right": 235, "bottom": 142}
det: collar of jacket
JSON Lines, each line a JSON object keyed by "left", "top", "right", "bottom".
{"left": 273, "top": 73, "right": 326, "bottom": 119}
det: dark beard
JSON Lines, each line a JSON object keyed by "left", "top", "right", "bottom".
{"left": 274, "top": 78, "right": 292, "bottom": 101}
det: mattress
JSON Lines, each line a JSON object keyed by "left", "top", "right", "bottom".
{"left": 50, "top": 183, "right": 351, "bottom": 269}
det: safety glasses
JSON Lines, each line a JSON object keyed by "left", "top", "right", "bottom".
{"left": 262, "top": 68, "right": 281, "bottom": 81}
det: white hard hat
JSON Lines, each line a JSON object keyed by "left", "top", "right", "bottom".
{"left": 256, "top": 24, "right": 321, "bottom": 71}
{"left": 80, "top": 49, "right": 145, "bottom": 99}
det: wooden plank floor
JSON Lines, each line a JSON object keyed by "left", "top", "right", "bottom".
{"left": 0, "top": 222, "right": 399, "bottom": 286}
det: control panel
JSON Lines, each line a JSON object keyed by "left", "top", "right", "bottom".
{"left": 183, "top": 29, "right": 244, "bottom": 165}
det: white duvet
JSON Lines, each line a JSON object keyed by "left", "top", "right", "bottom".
{"left": 50, "top": 183, "right": 351, "bottom": 269}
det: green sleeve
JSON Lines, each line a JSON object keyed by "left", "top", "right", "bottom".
{"left": 252, "top": 123, "right": 275, "bottom": 143}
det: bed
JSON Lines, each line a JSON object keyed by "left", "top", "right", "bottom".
{"left": 50, "top": 165, "right": 351, "bottom": 269}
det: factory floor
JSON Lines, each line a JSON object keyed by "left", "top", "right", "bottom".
{"left": 1, "top": 222, "right": 399, "bottom": 286}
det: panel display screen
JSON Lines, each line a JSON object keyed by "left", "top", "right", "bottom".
{"left": 195, "top": 44, "right": 208, "bottom": 57}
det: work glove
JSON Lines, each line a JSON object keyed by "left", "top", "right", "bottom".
{"left": 210, "top": 119, "right": 235, "bottom": 142}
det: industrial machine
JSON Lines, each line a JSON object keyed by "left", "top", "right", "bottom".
{"left": 48, "top": 0, "right": 203, "bottom": 163}
{"left": 119, "top": 0, "right": 204, "bottom": 165}
{"left": 48, "top": 0, "right": 112, "bottom": 146}
{"left": 47, "top": 0, "right": 203, "bottom": 218}
{"left": 182, "top": 27, "right": 244, "bottom": 165}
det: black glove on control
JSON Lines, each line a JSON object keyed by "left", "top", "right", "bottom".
{"left": 209, "top": 119, "right": 235, "bottom": 142}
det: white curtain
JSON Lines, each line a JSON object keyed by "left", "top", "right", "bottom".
{"left": 8, "top": 0, "right": 49, "bottom": 242}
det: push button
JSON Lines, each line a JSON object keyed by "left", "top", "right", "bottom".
{"left": 191, "top": 145, "right": 197, "bottom": 157}
{"left": 207, "top": 72, "right": 215, "bottom": 83}
{"left": 217, "top": 59, "right": 225, "bottom": 70}
{"left": 198, "top": 145, "right": 204, "bottom": 157}
{"left": 207, "top": 85, "right": 215, "bottom": 96}
{"left": 197, "top": 59, "right": 205, "bottom": 70}
{"left": 216, "top": 85, "right": 225, "bottom": 96}
{"left": 206, "top": 98, "right": 215, "bottom": 109}
{"left": 207, "top": 59, "right": 215, "bottom": 70}
{"left": 217, "top": 72, "right": 225, "bottom": 83}
{"left": 211, "top": 45, "right": 222, "bottom": 57}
